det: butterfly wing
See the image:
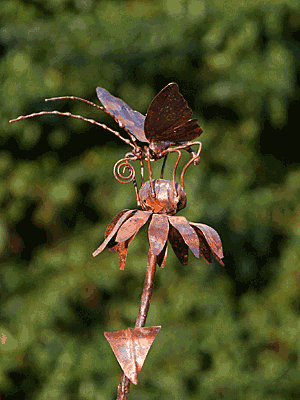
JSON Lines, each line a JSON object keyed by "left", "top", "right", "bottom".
{"left": 96, "top": 87, "right": 148, "bottom": 143}
{"left": 144, "top": 83, "right": 201, "bottom": 143}
{"left": 166, "top": 119, "right": 203, "bottom": 142}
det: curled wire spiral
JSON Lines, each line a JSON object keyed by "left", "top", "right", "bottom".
{"left": 113, "top": 155, "right": 136, "bottom": 184}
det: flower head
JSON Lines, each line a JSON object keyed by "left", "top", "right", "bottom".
{"left": 93, "top": 179, "right": 224, "bottom": 269}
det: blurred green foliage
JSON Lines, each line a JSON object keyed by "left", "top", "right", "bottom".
{"left": 1, "top": 0, "right": 300, "bottom": 399}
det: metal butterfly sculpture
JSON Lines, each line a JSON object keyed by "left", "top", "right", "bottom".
{"left": 96, "top": 83, "right": 202, "bottom": 160}
{"left": 10, "top": 83, "right": 203, "bottom": 205}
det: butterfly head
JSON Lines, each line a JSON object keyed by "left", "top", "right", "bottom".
{"left": 149, "top": 141, "right": 173, "bottom": 157}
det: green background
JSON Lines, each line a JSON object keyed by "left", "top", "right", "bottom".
{"left": 1, "top": 0, "right": 300, "bottom": 399}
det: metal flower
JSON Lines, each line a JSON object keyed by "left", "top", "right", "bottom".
{"left": 93, "top": 179, "right": 224, "bottom": 269}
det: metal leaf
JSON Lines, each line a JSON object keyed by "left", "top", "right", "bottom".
{"left": 168, "top": 216, "right": 200, "bottom": 258}
{"left": 104, "top": 326, "right": 161, "bottom": 385}
{"left": 148, "top": 214, "right": 169, "bottom": 256}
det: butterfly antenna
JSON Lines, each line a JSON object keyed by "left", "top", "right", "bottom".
{"left": 9, "top": 110, "right": 136, "bottom": 149}
{"left": 46, "top": 96, "right": 104, "bottom": 111}
{"left": 46, "top": 96, "right": 139, "bottom": 148}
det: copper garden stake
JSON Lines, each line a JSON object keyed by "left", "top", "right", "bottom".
{"left": 93, "top": 179, "right": 224, "bottom": 399}
{"left": 10, "top": 83, "right": 225, "bottom": 400}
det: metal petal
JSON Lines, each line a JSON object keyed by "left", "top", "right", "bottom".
{"left": 106, "top": 209, "right": 132, "bottom": 253}
{"left": 190, "top": 222, "right": 225, "bottom": 266}
{"left": 148, "top": 214, "right": 169, "bottom": 256}
{"left": 168, "top": 216, "right": 200, "bottom": 258}
{"left": 92, "top": 210, "right": 137, "bottom": 257}
{"left": 156, "top": 244, "right": 168, "bottom": 268}
{"left": 188, "top": 226, "right": 212, "bottom": 264}
{"left": 168, "top": 223, "right": 188, "bottom": 265}
{"left": 105, "top": 210, "right": 131, "bottom": 236}
{"left": 116, "top": 231, "right": 137, "bottom": 270}
{"left": 116, "top": 242, "right": 128, "bottom": 270}
{"left": 116, "top": 211, "right": 152, "bottom": 243}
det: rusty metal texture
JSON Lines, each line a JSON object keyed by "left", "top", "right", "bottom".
{"left": 92, "top": 207, "right": 225, "bottom": 269}
{"left": 115, "top": 212, "right": 151, "bottom": 270}
{"left": 189, "top": 226, "right": 212, "bottom": 264}
{"left": 115, "top": 241, "right": 129, "bottom": 271}
{"left": 116, "top": 211, "right": 152, "bottom": 243}
{"left": 104, "top": 326, "right": 161, "bottom": 385}
{"left": 148, "top": 214, "right": 169, "bottom": 256}
{"left": 106, "top": 210, "right": 132, "bottom": 254}
{"left": 168, "top": 216, "right": 200, "bottom": 258}
{"left": 92, "top": 210, "right": 136, "bottom": 257}
{"left": 117, "top": 375, "right": 130, "bottom": 400}
{"left": 190, "top": 222, "right": 225, "bottom": 266}
{"left": 106, "top": 210, "right": 130, "bottom": 237}
{"left": 135, "top": 249, "right": 157, "bottom": 330}
{"left": 139, "top": 179, "right": 186, "bottom": 215}
{"left": 115, "top": 236, "right": 136, "bottom": 270}
{"left": 167, "top": 223, "right": 189, "bottom": 265}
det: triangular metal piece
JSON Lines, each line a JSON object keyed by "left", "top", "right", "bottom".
{"left": 104, "top": 326, "right": 161, "bottom": 384}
